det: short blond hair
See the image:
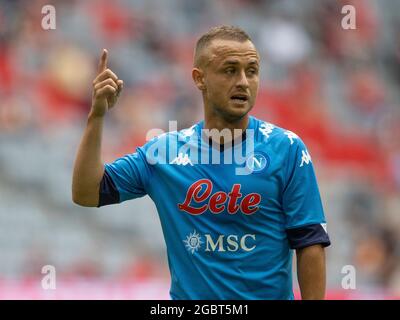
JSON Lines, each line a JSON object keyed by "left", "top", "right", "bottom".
{"left": 194, "top": 25, "right": 253, "bottom": 67}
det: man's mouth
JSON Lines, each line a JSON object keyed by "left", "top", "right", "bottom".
{"left": 230, "top": 94, "right": 249, "bottom": 104}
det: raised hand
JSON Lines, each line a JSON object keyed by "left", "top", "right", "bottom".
{"left": 91, "top": 49, "right": 123, "bottom": 117}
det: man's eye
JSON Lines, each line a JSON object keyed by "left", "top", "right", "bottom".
{"left": 225, "top": 68, "right": 235, "bottom": 74}
{"left": 247, "top": 69, "right": 258, "bottom": 75}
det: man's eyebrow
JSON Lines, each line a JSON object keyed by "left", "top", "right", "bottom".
{"left": 222, "top": 60, "right": 240, "bottom": 66}
{"left": 248, "top": 60, "right": 259, "bottom": 66}
{"left": 221, "top": 59, "right": 259, "bottom": 66}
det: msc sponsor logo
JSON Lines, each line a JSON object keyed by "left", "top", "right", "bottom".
{"left": 183, "top": 230, "right": 256, "bottom": 254}
{"left": 183, "top": 230, "right": 203, "bottom": 254}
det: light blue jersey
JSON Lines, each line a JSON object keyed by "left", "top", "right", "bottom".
{"left": 99, "top": 116, "right": 330, "bottom": 299}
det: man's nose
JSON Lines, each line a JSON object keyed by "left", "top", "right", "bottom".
{"left": 236, "top": 70, "right": 249, "bottom": 89}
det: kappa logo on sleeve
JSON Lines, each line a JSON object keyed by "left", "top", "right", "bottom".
{"left": 170, "top": 153, "right": 193, "bottom": 166}
{"left": 259, "top": 122, "right": 274, "bottom": 139}
{"left": 299, "top": 150, "right": 312, "bottom": 167}
{"left": 284, "top": 131, "right": 299, "bottom": 145}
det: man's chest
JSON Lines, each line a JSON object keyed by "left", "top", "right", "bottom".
{"left": 154, "top": 146, "right": 287, "bottom": 215}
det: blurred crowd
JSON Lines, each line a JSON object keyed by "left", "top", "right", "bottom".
{"left": 0, "top": 0, "right": 399, "bottom": 297}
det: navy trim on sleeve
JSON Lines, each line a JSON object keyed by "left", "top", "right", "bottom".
{"left": 286, "top": 224, "right": 331, "bottom": 249}
{"left": 97, "top": 169, "right": 120, "bottom": 207}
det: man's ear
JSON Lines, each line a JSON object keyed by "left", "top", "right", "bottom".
{"left": 192, "top": 68, "right": 206, "bottom": 91}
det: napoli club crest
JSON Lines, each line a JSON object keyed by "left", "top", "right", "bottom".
{"left": 245, "top": 152, "right": 269, "bottom": 174}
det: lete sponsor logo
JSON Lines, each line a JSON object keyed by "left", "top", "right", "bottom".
{"left": 178, "top": 179, "right": 261, "bottom": 215}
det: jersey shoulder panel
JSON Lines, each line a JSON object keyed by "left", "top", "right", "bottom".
{"left": 144, "top": 123, "right": 198, "bottom": 145}
{"left": 139, "top": 123, "right": 199, "bottom": 165}
{"left": 252, "top": 117, "right": 303, "bottom": 150}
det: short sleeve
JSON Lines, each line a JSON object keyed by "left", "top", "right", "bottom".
{"left": 283, "top": 138, "right": 330, "bottom": 249}
{"left": 98, "top": 147, "right": 151, "bottom": 207}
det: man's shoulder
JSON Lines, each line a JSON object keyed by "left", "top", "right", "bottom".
{"left": 251, "top": 116, "right": 303, "bottom": 147}
{"left": 138, "top": 117, "right": 307, "bottom": 151}
{"left": 145, "top": 123, "right": 198, "bottom": 143}
{"left": 136, "top": 123, "right": 200, "bottom": 158}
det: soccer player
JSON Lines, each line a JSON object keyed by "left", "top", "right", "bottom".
{"left": 72, "top": 26, "right": 330, "bottom": 300}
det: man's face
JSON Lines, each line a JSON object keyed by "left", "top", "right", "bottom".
{"left": 195, "top": 39, "right": 260, "bottom": 121}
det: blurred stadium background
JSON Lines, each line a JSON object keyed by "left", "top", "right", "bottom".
{"left": 0, "top": 0, "right": 399, "bottom": 299}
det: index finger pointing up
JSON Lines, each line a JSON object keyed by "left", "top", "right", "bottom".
{"left": 97, "top": 49, "right": 108, "bottom": 74}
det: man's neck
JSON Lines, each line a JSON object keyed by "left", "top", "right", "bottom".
{"left": 203, "top": 114, "right": 249, "bottom": 145}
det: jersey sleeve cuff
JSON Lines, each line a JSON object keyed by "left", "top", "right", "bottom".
{"left": 97, "top": 168, "right": 120, "bottom": 207}
{"left": 286, "top": 223, "right": 331, "bottom": 249}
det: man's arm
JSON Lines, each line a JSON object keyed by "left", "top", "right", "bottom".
{"left": 72, "top": 49, "right": 123, "bottom": 207}
{"left": 296, "top": 244, "right": 326, "bottom": 300}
